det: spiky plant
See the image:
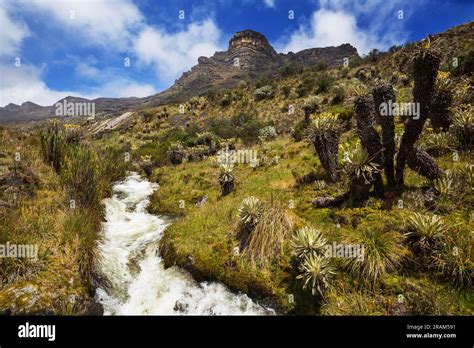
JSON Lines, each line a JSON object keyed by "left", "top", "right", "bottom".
{"left": 218, "top": 163, "right": 235, "bottom": 196}
{"left": 406, "top": 213, "right": 447, "bottom": 250}
{"left": 291, "top": 226, "right": 328, "bottom": 259}
{"left": 451, "top": 106, "right": 473, "bottom": 150}
{"left": 345, "top": 229, "right": 405, "bottom": 285}
{"left": 297, "top": 253, "right": 336, "bottom": 296}
{"left": 238, "top": 196, "right": 264, "bottom": 229}
{"left": 303, "top": 96, "right": 319, "bottom": 123}
{"left": 458, "top": 164, "right": 473, "bottom": 189}
{"left": 306, "top": 112, "right": 342, "bottom": 182}
{"left": 431, "top": 171, "right": 454, "bottom": 195}
{"left": 372, "top": 82, "right": 396, "bottom": 187}
{"left": 344, "top": 147, "right": 380, "bottom": 184}
{"left": 424, "top": 132, "right": 453, "bottom": 156}
{"left": 395, "top": 44, "right": 441, "bottom": 187}
{"left": 344, "top": 146, "right": 381, "bottom": 202}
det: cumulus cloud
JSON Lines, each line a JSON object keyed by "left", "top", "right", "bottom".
{"left": 0, "top": 64, "right": 83, "bottom": 106}
{"left": 134, "top": 19, "right": 225, "bottom": 84}
{"left": 0, "top": 6, "right": 30, "bottom": 57}
{"left": 0, "top": 62, "right": 156, "bottom": 106}
{"left": 28, "top": 0, "right": 144, "bottom": 49}
{"left": 278, "top": 0, "right": 412, "bottom": 55}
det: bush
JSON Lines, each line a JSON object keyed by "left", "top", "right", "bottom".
{"left": 244, "top": 205, "right": 293, "bottom": 267}
{"left": 40, "top": 121, "right": 66, "bottom": 173}
{"left": 279, "top": 63, "right": 303, "bottom": 78}
{"left": 258, "top": 125, "right": 277, "bottom": 141}
{"left": 330, "top": 86, "right": 346, "bottom": 105}
{"left": 253, "top": 85, "right": 275, "bottom": 101}
{"left": 60, "top": 145, "right": 101, "bottom": 208}
{"left": 281, "top": 85, "right": 291, "bottom": 98}
{"left": 220, "top": 92, "right": 233, "bottom": 107}
{"left": 344, "top": 229, "right": 406, "bottom": 285}
{"left": 315, "top": 72, "right": 334, "bottom": 93}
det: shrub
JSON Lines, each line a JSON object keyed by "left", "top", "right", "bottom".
{"left": 61, "top": 145, "right": 101, "bottom": 208}
{"left": 40, "top": 121, "right": 66, "bottom": 173}
{"left": 330, "top": 86, "right": 346, "bottom": 105}
{"left": 258, "top": 125, "right": 277, "bottom": 141}
{"left": 291, "top": 226, "right": 328, "bottom": 260}
{"left": 244, "top": 205, "right": 293, "bottom": 267}
{"left": 279, "top": 63, "right": 303, "bottom": 78}
{"left": 315, "top": 72, "right": 333, "bottom": 93}
{"left": 220, "top": 92, "right": 233, "bottom": 107}
{"left": 280, "top": 85, "right": 291, "bottom": 98}
{"left": 345, "top": 229, "right": 405, "bottom": 285}
{"left": 253, "top": 85, "right": 275, "bottom": 101}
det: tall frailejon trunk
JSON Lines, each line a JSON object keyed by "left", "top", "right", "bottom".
{"left": 312, "top": 130, "right": 340, "bottom": 182}
{"left": 372, "top": 82, "right": 396, "bottom": 188}
{"left": 354, "top": 95, "right": 384, "bottom": 196}
{"left": 407, "top": 146, "right": 443, "bottom": 180}
{"left": 430, "top": 87, "right": 452, "bottom": 131}
{"left": 395, "top": 47, "right": 441, "bottom": 187}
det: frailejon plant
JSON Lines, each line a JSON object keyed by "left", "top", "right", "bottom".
{"left": 451, "top": 105, "right": 473, "bottom": 150}
{"left": 306, "top": 112, "right": 342, "bottom": 182}
{"left": 395, "top": 43, "right": 443, "bottom": 187}
{"left": 166, "top": 141, "right": 187, "bottom": 165}
{"left": 297, "top": 253, "right": 336, "bottom": 296}
{"left": 218, "top": 163, "right": 235, "bottom": 196}
{"left": 406, "top": 213, "right": 447, "bottom": 251}
{"left": 238, "top": 196, "right": 264, "bottom": 229}
{"left": 291, "top": 226, "right": 328, "bottom": 260}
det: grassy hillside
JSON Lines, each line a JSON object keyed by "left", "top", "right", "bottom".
{"left": 0, "top": 22, "right": 472, "bottom": 315}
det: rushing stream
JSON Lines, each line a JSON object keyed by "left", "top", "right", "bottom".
{"left": 95, "top": 173, "right": 269, "bottom": 315}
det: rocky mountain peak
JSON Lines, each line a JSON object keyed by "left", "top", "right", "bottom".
{"left": 228, "top": 29, "right": 277, "bottom": 57}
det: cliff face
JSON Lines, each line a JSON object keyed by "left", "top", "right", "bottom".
{"left": 143, "top": 29, "right": 358, "bottom": 106}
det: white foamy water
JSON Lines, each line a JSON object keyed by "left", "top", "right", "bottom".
{"left": 95, "top": 173, "right": 269, "bottom": 315}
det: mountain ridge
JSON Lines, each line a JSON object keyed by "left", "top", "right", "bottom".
{"left": 0, "top": 29, "right": 358, "bottom": 123}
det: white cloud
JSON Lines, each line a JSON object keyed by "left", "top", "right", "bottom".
{"left": 0, "top": 64, "right": 84, "bottom": 106}
{"left": 28, "top": 0, "right": 144, "bottom": 50}
{"left": 278, "top": 0, "right": 411, "bottom": 55}
{"left": 0, "top": 6, "right": 30, "bottom": 57}
{"left": 134, "top": 19, "right": 224, "bottom": 84}
{"left": 0, "top": 63, "right": 156, "bottom": 106}
{"left": 264, "top": 0, "right": 276, "bottom": 8}
{"left": 75, "top": 62, "right": 100, "bottom": 78}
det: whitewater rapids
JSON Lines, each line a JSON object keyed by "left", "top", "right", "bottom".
{"left": 95, "top": 173, "right": 269, "bottom": 315}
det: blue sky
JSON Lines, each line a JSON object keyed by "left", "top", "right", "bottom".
{"left": 0, "top": 0, "right": 472, "bottom": 106}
